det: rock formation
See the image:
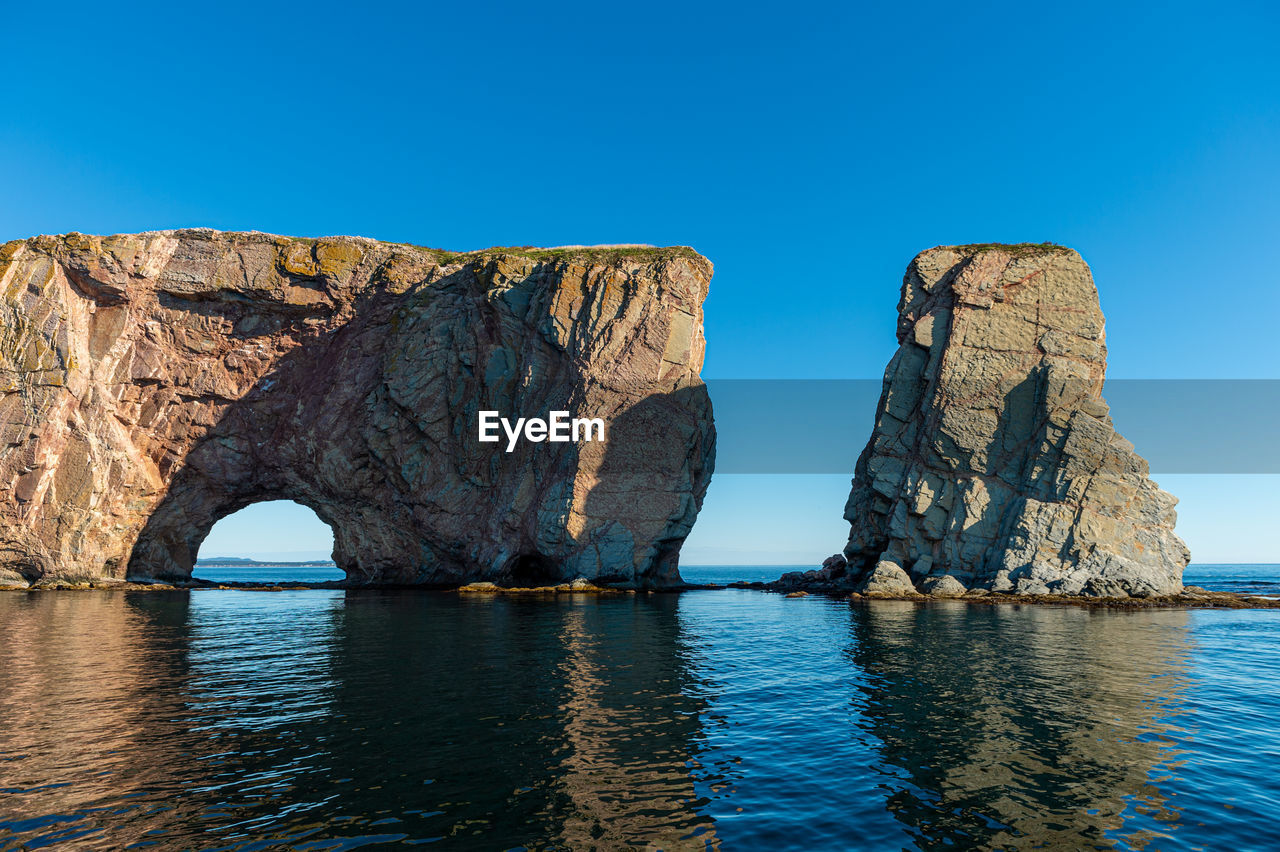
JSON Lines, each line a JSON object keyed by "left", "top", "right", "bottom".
{"left": 839, "top": 244, "right": 1189, "bottom": 597}
{"left": 0, "top": 230, "right": 714, "bottom": 587}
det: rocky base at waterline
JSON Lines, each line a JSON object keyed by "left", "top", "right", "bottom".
{"left": 746, "top": 571, "right": 1280, "bottom": 609}
{"left": 7, "top": 577, "right": 1280, "bottom": 609}
{"left": 0, "top": 576, "right": 652, "bottom": 594}
{"left": 0, "top": 577, "right": 343, "bottom": 592}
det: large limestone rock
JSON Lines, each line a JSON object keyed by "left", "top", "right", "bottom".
{"left": 842, "top": 244, "right": 1189, "bottom": 597}
{"left": 0, "top": 230, "right": 715, "bottom": 587}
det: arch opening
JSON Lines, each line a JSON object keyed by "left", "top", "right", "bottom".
{"left": 193, "top": 500, "right": 343, "bottom": 584}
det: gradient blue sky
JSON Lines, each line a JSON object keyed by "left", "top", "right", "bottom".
{"left": 4, "top": 1, "right": 1277, "bottom": 563}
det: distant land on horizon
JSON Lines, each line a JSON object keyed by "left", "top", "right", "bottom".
{"left": 197, "top": 556, "right": 337, "bottom": 566}
{"left": 194, "top": 558, "right": 1276, "bottom": 569}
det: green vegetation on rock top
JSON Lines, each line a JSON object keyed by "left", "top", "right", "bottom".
{"left": 28, "top": 231, "right": 706, "bottom": 268}
{"left": 944, "top": 242, "right": 1075, "bottom": 257}
{"left": 404, "top": 243, "right": 705, "bottom": 265}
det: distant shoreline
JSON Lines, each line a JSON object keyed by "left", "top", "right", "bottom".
{"left": 197, "top": 557, "right": 336, "bottom": 567}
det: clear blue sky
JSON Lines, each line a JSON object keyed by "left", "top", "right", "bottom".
{"left": 4, "top": 1, "right": 1277, "bottom": 563}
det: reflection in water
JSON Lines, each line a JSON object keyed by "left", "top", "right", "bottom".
{"left": 0, "top": 593, "right": 199, "bottom": 849}
{"left": 0, "top": 591, "right": 715, "bottom": 850}
{"left": 848, "top": 601, "right": 1193, "bottom": 850}
{"left": 551, "top": 601, "right": 717, "bottom": 849}
{"left": 2, "top": 591, "right": 1279, "bottom": 851}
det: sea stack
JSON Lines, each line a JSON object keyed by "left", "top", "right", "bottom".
{"left": 0, "top": 231, "right": 715, "bottom": 588}
{"left": 841, "top": 244, "right": 1188, "bottom": 597}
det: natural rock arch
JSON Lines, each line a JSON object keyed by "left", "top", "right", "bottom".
{"left": 136, "top": 495, "right": 344, "bottom": 582}
{"left": 194, "top": 499, "right": 337, "bottom": 567}
{"left": 0, "top": 231, "right": 715, "bottom": 587}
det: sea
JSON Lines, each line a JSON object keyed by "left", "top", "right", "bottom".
{"left": 1, "top": 564, "right": 1278, "bottom": 851}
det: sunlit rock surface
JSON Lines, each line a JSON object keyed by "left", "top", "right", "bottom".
{"left": 841, "top": 244, "right": 1189, "bottom": 597}
{"left": 0, "top": 230, "right": 714, "bottom": 587}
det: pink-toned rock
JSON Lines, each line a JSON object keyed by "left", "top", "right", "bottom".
{"left": 0, "top": 230, "right": 715, "bottom": 587}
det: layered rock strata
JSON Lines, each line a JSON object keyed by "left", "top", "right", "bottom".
{"left": 838, "top": 244, "right": 1189, "bottom": 598}
{"left": 0, "top": 230, "right": 715, "bottom": 587}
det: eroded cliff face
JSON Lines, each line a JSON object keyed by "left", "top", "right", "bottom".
{"left": 841, "top": 245, "right": 1188, "bottom": 598}
{"left": 0, "top": 230, "right": 714, "bottom": 587}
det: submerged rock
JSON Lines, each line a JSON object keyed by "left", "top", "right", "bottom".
{"left": 841, "top": 244, "right": 1189, "bottom": 598}
{"left": 0, "top": 231, "right": 715, "bottom": 587}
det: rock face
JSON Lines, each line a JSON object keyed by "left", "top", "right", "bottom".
{"left": 0, "top": 230, "right": 715, "bottom": 587}
{"left": 841, "top": 244, "right": 1189, "bottom": 597}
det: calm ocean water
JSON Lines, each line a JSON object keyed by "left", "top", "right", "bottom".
{"left": 1, "top": 566, "right": 1278, "bottom": 850}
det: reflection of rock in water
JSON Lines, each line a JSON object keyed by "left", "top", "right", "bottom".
{"left": 301, "top": 593, "right": 718, "bottom": 849}
{"left": 848, "top": 601, "right": 1192, "bottom": 850}
{"left": 550, "top": 599, "right": 719, "bottom": 849}
{"left": 0, "top": 592, "right": 203, "bottom": 849}
{"left": 0, "top": 593, "right": 716, "bottom": 850}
